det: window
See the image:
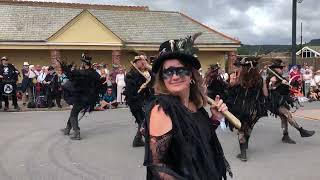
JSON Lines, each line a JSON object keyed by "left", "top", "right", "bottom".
{"left": 302, "top": 49, "right": 316, "bottom": 58}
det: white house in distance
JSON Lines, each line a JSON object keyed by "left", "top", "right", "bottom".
{"left": 296, "top": 46, "right": 320, "bottom": 58}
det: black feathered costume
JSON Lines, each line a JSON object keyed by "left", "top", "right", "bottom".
{"left": 206, "top": 64, "right": 228, "bottom": 101}
{"left": 144, "top": 33, "right": 232, "bottom": 179}
{"left": 60, "top": 55, "right": 101, "bottom": 140}
{"left": 124, "top": 58, "right": 154, "bottom": 147}
{"left": 144, "top": 95, "right": 231, "bottom": 180}
{"left": 266, "top": 59, "right": 315, "bottom": 144}
{"left": 225, "top": 57, "right": 268, "bottom": 161}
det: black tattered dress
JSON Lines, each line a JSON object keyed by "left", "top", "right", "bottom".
{"left": 144, "top": 95, "right": 231, "bottom": 180}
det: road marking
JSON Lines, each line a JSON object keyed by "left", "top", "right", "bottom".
{"left": 293, "top": 115, "right": 320, "bottom": 121}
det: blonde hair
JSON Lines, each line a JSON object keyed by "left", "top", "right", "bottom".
{"left": 154, "top": 62, "right": 207, "bottom": 108}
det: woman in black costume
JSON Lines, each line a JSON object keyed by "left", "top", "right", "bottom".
{"left": 226, "top": 57, "right": 269, "bottom": 162}
{"left": 144, "top": 34, "right": 232, "bottom": 180}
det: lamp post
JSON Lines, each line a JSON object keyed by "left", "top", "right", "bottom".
{"left": 292, "top": 0, "right": 303, "bottom": 65}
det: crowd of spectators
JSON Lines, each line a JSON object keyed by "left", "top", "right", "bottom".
{"left": 0, "top": 58, "right": 127, "bottom": 111}
{"left": 286, "top": 63, "right": 320, "bottom": 101}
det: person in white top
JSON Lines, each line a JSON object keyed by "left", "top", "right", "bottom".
{"left": 314, "top": 70, "right": 320, "bottom": 87}
{"left": 115, "top": 68, "right": 126, "bottom": 104}
{"left": 302, "top": 67, "right": 313, "bottom": 96}
{"left": 37, "top": 66, "right": 48, "bottom": 83}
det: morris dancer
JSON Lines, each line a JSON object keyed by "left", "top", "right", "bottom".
{"left": 226, "top": 56, "right": 268, "bottom": 161}
{"left": 124, "top": 54, "right": 153, "bottom": 147}
{"left": 267, "top": 59, "right": 315, "bottom": 144}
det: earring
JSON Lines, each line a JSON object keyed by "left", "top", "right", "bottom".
{"left": 190, "top": 79, "right": 195, "bottom": 84}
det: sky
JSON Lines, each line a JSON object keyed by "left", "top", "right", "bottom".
{"left": 27, "top": 0, "right": 319, "bottom": 45}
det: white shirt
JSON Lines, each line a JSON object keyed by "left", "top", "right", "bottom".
{"left": 314, "top": 75, "right": 320, "bottom": 85}
{"left": 303, "top": 69, "right": 313, "bottom": 83}
{"left": 37, "top": 72, "right": 47, "bottom": 83}
{"left": 116, "top": 73, "right": 126, "bottom": 87}
{"left": 28, "top": 70, "right": 36, "bottom": 79}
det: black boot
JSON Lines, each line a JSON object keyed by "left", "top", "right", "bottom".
{"left": 70, "top": 130, "right": 81, "bottom": 140}
{"left": 60, "top": 127, "right": 71, "bottom": 135}
{"left": 299, "top": 127, "right": 315, "bottom": 137}
{"left": 282, "top": 133, "right": 296, "bottom": 144}
{"left": 236, "top": 143, "right": 247, "bottom": 162}
{"left": 132, "top": 133, "right": 144, "bottom": 147}
{"left": 244, "top": 136, "right": 250, "bottom": 150}
{"left": 14, "top": 105, "right": 20, "bottom": 111}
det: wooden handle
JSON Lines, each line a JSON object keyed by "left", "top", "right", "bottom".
{"left": 207, "top": 96, "right": 242, "bottom": 129}
{"left": 267, "top": 68, "right": 293, "bottom": 88}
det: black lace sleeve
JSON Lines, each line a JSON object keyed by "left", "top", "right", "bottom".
{"left": 148, "top": 131, "right": 177, "bottom": 180}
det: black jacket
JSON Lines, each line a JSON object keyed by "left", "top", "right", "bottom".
{"left": 0, "top": 64, "right": 19, "bottom": 83}
{"left": 63, "top": 68, "right": 101, "bottom": 110}
{"left": 124, "top": 68, "right": 153, "bottom": 108}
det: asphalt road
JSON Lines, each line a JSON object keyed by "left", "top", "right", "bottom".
{"left": 0, "top": 102, "right": 319, "bottom": 180}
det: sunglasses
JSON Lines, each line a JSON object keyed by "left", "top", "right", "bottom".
{"left": 162, "top": 67, "right": 191, "bottom": 80}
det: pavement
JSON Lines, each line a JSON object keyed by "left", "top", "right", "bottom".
{"left": 0, "top": 102, "right": 319, "bottom": 180}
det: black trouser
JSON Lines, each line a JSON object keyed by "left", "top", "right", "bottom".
{"left": 3, "top": 94, "right": 18, "bottom": 108}
{"left": 0, "top": 82, "right": 2, "bottom": 107}
{"left": 130, "top": 106, "right": 145, "bottom": 127}
{"left": 1, "top": 82, "right": 18, "bottom": 108}
{"left": 46, "top": 88, "right": 62, "bottom": 107}
{"left": 66, "top": 104, "right": 82, "bottom": 131}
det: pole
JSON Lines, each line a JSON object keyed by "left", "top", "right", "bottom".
{"left": 292, "top": 0, "right": 297, "bottom": 65}
{"left": 300, "top": 21, "right": 303, "bottom": 58}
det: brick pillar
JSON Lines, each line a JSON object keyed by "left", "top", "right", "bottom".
{"left": 227, "top": 51, "right": 237, "bottom": 73}
{"left": 111, "top": 50, "right": 121, "bottom": 67}
{"left": 50, "top": 49, "right": 61, "bottom": 67}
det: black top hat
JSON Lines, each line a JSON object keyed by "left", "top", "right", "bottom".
{"left": 238, "top": 56, "right": 260, "bottom": 67}
{"left": 209, "top": 63, "right": 220, "bottom": 71}
{"left": 81, "top": 54, "right": 92, "bottom": 65}
{"left": 152, "top": 33, "right": 202, "bottom": 73}
{"left": 269, "top": 59, "right": 285, "bottom": 69}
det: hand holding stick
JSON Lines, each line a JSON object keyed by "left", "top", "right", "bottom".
{"left": 207, "top": 96, "right": 241, "bottom": 129}
{"left": 267, "top": 68, "right": 292, "bottom": 88}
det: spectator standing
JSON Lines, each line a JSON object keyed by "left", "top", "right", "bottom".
{"left": 289, "top": 65, "right": 301, "bottom": 83}
{"left": 43, "top": 66, "right": 61, "bottom": 108}
{"left": 109, "top": 66, "right": 120, "bottom": 96}
{"left": 0, "top": 56, "right": 20, "bottom": 111}
{"left": 314, "top": 70, "right": 320, "bottom": 87}
{"left": 302, "top": 67, "right": 313, "bottom": 96}
{"left": 37, "top": 66, "right": 48, "bottom": 83}
{"left": 34, "top": 65, "right": 42, "bottom": 76}
{"left": 115, "top": 68, "right": 126, "bottom": 104}
{"left": 21, "top": 62, "right": 30, "bottom": 106}
{"left": 103, "top": 64, "right": 109, "bottom": 75}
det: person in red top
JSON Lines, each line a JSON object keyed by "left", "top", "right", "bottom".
{"left": 289, "top": 65, "right": 301, "bottom": 83}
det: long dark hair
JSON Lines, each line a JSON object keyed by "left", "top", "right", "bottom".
{"left": 240, "top": 65, "right": 261, "bottom": 88}
{"left": 205, "top": 68, "right": 219, "bottom": 86}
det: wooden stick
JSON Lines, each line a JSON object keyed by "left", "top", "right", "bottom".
{"left": 130, "top": 60, "right": 242, "bottom": 129}
{"left": 130, "top": 61, "right": 152, "bottom": 93}
{"left": 267, "top": 67, "right": 293, "bottom": 88}
{"left": 207, "top": 96, "right": 242, "bottom": 129}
